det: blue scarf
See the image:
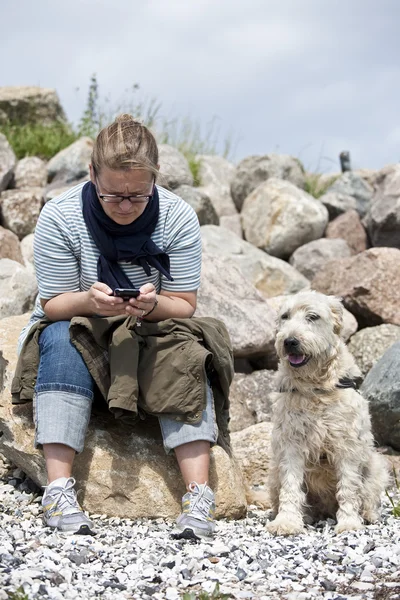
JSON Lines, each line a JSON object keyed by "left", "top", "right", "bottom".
{"left": 81, "top": 181, "right": 173, "bottom": 289}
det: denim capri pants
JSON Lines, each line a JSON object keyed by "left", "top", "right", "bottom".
{"left": 34, "top": 321, "right": 218, "bottom": 454}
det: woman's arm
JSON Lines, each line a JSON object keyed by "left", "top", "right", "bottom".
{"left": 41, "top": 282, "right": 130, "bottom": 321}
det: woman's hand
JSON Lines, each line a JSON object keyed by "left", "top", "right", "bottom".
{"left": 86, "top": 282, "right": 129, "bottom": 316}
{"left": 125, "top": 283, "right": 158, "bottom": 318}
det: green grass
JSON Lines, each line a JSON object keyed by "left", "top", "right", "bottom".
{"left": 6, "top": 588, "right": 29, "bottom": 600}
{"left": 0, "top": 121, "right": 77, "bottom": 160}
{"left": 182, "top": 583, "right": 231, "bottom": 599}
{"left": 386, "top": 466, "right": 400, "bottom": 517}
{"left": 303, "top": 172, "right": 339, "bottom": 198}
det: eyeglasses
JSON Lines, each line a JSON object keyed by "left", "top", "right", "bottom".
{"left": 95, "top": 177, "right": 155, "bottom": 204}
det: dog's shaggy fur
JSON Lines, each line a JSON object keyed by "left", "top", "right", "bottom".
{"left": 267, "top": 290, "right": 389, "bottom": 536}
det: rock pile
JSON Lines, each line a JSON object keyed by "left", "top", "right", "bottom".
{"left": 0, "top": 86, "right": 399, "bottom": 551}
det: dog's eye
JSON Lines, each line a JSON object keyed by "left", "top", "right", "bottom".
{"left": 307, "top": 313, "right": 320, "bottom": 322}
{"left": 280, "top": 312, "right": 289, "bottom": 320}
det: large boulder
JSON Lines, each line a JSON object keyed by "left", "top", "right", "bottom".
{"left": 0, "top": 226, "right": 23, "bottom": 264}
{"left": 201, "top": 225, "right": 309, "bottom": 298}
{"left": 0, "top": 86, "right": 67, "bottom": 126}
{"left": 231, "top": 422, "right": 273, "bottom": 508}
{"left": 196, "top": 155, "right": 237, "bottom": 217}
{"left": 319, "top": 192, "right": 358, "bottom": 220}
{"left": 158, "top": 144, "right": 193, "bottom": 189}
{"left": 229, "top": 370, "right": 275, "bottom": 433}
{"left": 174, "top": 184, "right": 219, "bottom": 226}
{"left": 196, "top": 254, "right": 276, "bottom": 359}
{"left": 312, "top": 248, "right": 400, "bottom": 327}
{"left": 348, "top": 325, "right": 400, "bottom": 377}
{"left": 219, "top": 214, "right": 243, "bottom": 238}
{"left": 325, "top": 172, "right": 374, "bottom": 218}
{"left": 231, "top": 154, "right": 306, "bottom": 212}
{"left": 325, "top": 209, "right": 368, "bottom": 254}
{"left": 0, "top": 187, "right": 43, "bottom": 239}
{"left": 241, "top": 178, "right": 329, "bottom": 259}
{"left": 361, "top": 342, "right": 400, "bottom": 450}
{"left": 13, "top": 156, "right": 47, "bottom": 189}
{"left": 366, "top": 164, "right": 400, "bottom": 249}
{"left": 20, "top": 233, "right": 35, "bottom": 270}
{"left": 0, "top": 259, "right": 37, "bottom": 319}
{"left": 289, "top": 238, "right": 351, "bottom": 280}
{"left": 0, "top": 133, "right": 16, "bottom": 192}
{"left": 0, "top": 314, "right": 247, "bottom": 519}
{"left": 47, "top": 137, "right": 93, "bottom": 184}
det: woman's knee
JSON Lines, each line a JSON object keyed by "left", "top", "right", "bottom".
{"left": 39, "top": 321, "right": 71, "bottom": 351}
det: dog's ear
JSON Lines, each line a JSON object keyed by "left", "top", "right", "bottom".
{"left": 328, "top": 296, "right": 344, "bottom": 335}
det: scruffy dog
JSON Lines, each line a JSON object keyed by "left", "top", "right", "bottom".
{"left": 267, "top": 290, "right": 389, "bottom": 535}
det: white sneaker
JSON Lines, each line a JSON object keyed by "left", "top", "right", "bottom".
{"left": 42, "top": 477, "right": 94, "bottom": 534}
{"left": 175, "top": 481, "right": 216, "bottom": 539}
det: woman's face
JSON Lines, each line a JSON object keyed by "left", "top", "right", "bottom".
{"left": 90, "top": 165, "right": 154, "bottom": 225}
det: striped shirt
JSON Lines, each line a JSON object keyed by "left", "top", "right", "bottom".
{"left": 19, "top": 182, "right": 201, "bottom": 348}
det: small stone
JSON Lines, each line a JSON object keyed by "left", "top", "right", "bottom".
{"left": 321, "top": 579, "right": 336, "bottom": 591}
{"left": 236, "top": 568, "right": 247, "bottom": 581}
{"left": 351, "top": 581, "right": 374, "bottom": 591}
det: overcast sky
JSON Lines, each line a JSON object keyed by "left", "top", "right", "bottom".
{"left": 2, "top": 0, "right": 399, "bottom": 173}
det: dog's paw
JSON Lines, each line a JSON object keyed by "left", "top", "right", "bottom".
{"left": 335, "top": 517, "right": 364, "bottom": 534}
{"left": 362, "top": 509, "right": 380, "bottom": 524}
{"left": 266, "top": 515, "right": 305, "bottom": 536}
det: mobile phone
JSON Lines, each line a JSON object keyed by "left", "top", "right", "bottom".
{"left": 114, "top": 288, "right": 140, "bottom": 300}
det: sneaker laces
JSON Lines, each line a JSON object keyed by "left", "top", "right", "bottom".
{"left": 186, "top": 482, "right": 213, "bottom": 522}
{"left": 43, "top": 477, "right": 81, "bottom": 516}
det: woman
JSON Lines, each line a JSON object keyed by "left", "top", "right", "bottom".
{"left": 17, "top": 114, "right": 232, "bottom": 539}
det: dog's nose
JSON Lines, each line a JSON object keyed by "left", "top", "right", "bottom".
{"left": 284, "top": 337, "right": 300, "bottom": 350}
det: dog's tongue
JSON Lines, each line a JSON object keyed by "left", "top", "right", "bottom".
{"left": 288, "top": 354, "right": 305, "bottom": 365}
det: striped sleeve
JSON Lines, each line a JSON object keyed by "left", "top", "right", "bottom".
{"left": 161, "top": 198, "right": 202, "bottom": 292}
{"left": 33, "top": 201, "right": 81, "bottom": 300}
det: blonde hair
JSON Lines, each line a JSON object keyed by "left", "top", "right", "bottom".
{"left": 91, "top": 114, "right": 159, "bottom": 177}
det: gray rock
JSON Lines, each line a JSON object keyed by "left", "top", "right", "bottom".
{"left": 348, "top": 325, "right": 400, "bottom": 377}
{"left": 196, "top": 254, "right": 276, "bottom": 358}
{"left": 174, "top": 185, "right": 219, "bottom": 225}
{"left": 158, "top": 144, "right": 193, "bottom": 189}
{"left": 0, "top": 133, "right": 16, "bottom": 192}
{"left": 229, "top": 370, "right": 276, "bottom": 433}
{"left": 44, "top": 184, "right": 73, "bottom": 203}
{"left": 312, "top": 247, "right": 400, "bottom": 327}
{"left": 196, "top": 155, "right": 237, "bottom": 216}
{"left": 0, "top": 188, "right": 43, "bottom": 239}
{"left": 0, "top": 259, "right": 37, "bottom": 319}
{"left": 0, "top": 226, "right": 23, "bottom": 264}
{"left": 219, "top": 214, "right": 243, "bottom": 238}
{"left": 201, "top": 225, "right": 309, "bottom": 298}
{"left": 20, "top": 233, "right": 35, "bottom": 270}
{"left": 231, "top": 422, "right": 273, "bottom": 499}
{"left": 0, "top": 86, "right": 67, "bottom": 126}
{"left": 325, "top": 209, "right": 368, "bottom": 255}
{"left": 231, "top": 154, "right": 306, "bottom": 211}
{"left": 13, "top": 156, "right": 47, "bottom": 189}
{"left": 47, "top": 137, "right": 93, "bottom": 183}
{"left": 289, "top": 238, "right": 351, "bottom": 280}
{"left": 319, "top": 192, "right": 357, "bottom": 219}
{"left": 361, "top": 341, "right": 400, "bottom": 450}
{"left": 366, "top": 164, "right": 400, "bottom": 249}
{"left": 325, "top": 172, "right": 373, "bottom": 218}
{"left": 241, "top": 178, "right": 329, "bottom": 259}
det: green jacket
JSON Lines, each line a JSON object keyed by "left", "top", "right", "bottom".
{"left": 12, "top": 316, "right": 234, "bottom": 451}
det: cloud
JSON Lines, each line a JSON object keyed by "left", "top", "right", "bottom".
{"left": 1, "top": 0, "right": 400, "bottom": 171}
